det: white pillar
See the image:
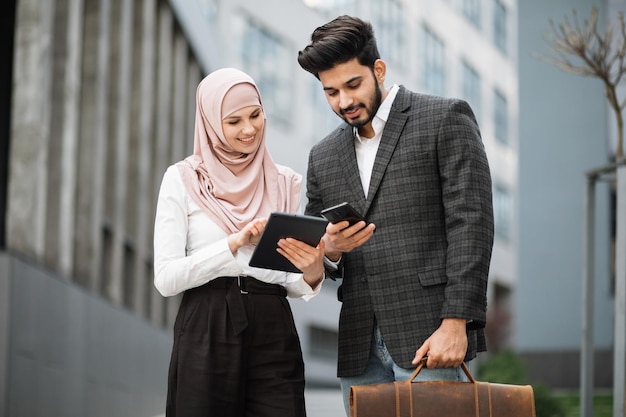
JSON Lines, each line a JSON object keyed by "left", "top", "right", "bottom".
{"left": 613, "top": 162, "right": 626, "bottom": 417}
{"left": 581, "top": 171, "right": 596, "bottom": 417}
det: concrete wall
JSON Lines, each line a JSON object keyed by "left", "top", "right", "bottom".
{"left": 0, "top": 252, "right": 171, "bottom": 417}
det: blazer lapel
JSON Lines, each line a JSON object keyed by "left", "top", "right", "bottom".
{"left": 363, "top": 87, "right": 410, "bottom": 214}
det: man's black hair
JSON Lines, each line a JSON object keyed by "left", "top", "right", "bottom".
{"left": 297, "top": 15, "right": 381, "bottom": 79}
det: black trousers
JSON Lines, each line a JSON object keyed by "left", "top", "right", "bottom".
{"left": 166, "top": 277, "right": 307, "bottom": 417}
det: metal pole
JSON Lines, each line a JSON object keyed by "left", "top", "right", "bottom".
{"left": 581, "top": 172, "right": 596, "bottom": 417}
{"left": 613, "top": 163, "right": 626, "bottom": 417}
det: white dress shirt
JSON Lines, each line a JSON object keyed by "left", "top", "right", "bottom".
{"left": 153, "top": 165, "right": 322, "bottom": 300}
{"left": 325, "top": 84, "right": 400, "bottom": 271}
{"left": 354, "top": 84, "right": 400, "bottom": 198}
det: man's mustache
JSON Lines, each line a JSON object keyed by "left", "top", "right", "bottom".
{"left": 340, "top": 104, "right": 364, "bottom": 115}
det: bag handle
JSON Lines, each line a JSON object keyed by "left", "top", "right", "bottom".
{"left": 410, "top": 358, "right": 476, "bottom": 383}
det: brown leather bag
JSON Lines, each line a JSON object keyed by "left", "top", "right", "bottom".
{"left": 349, "top": 360, "right": 536, "bottom": 417}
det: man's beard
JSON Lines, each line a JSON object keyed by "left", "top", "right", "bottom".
{"left": 339, "top": 82, "right": 383, "bottom": 129}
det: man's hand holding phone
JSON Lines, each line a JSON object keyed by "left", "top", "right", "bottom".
{"left": 320, "top": 202, "right": 375, "bottom": 260}
{"left": 321, "top": 202, "right": 368, "bottom": 226}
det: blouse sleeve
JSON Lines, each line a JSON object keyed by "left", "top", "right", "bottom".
{"left": 283, "top": 273, "right": 324, "bottom": 301}
{"left": 153, "top": 166, "right": 242, "bottom": 297}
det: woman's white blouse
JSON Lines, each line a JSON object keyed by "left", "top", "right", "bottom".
{"left": 153, "top": 165, "right": 322, "bottom": 300}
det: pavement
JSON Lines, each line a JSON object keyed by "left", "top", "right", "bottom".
{"left": 305, "top": 388, "right": 345, "bottom": 416}
{"left": 150, "top": 388, "right": 345, "bottom": 417}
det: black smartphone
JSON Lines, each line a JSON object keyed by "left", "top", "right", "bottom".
{"left": 320, "top": 202, "right": 366, "bottom": 226}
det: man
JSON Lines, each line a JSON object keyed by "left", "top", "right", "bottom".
{"left": 297, "top": 15, "right": 494, "bottom": 413}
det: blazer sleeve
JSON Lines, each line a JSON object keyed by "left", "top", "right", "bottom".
{"left": 305, "top": 138, "right": 346, "bottom": 281}
{"left": 437, "top": 99, "right": 494, "bottom": 328}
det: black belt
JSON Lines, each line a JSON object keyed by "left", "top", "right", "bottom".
{"left": 209, "top": 276, "right": 287, "bottom": 296}
{"left": 208, "top": 276, "right": 287, "bottom": 335}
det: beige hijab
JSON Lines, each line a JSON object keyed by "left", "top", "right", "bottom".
{"left": 176, "top": 68, "right": 301, "bottom": 234}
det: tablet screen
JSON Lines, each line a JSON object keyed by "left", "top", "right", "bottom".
{"left": 248, "top": 212, "right": 328, "bottom": 273}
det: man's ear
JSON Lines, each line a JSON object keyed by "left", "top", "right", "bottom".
{"left": 373, "top": 59, "right": 386, "bottom": 84}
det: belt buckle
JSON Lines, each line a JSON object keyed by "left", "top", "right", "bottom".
{"left": 238, "top": 275, "right": 248, "bottom": 294}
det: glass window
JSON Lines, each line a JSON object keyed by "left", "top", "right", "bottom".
{"left": 493, "top": 0, "right": 507, "bottom": 53}
{"left": 461, "top": 60, "right": 481, "bottom": 124}
{"left": 493, "top": 184, "right": 512, "bottom": 241}
{"left": 494, "top": 88, "right": 508, "bottom": 145}
{"left": 371, "top": 0, "right": 406, "bottom": 68}
{"left": 237, "top": 16, "right": 292, "bottom": 126}
{"left": 462, "top": 0, "right": 481, "bottom": 29}
{"left": 420, "top": 25, "right": 446, "bottom": 97}
{"left": 310, "top": 79, "right": 340, "bottom": 144}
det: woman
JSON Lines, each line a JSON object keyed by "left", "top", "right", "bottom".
{"left": 154, "top": 68, "right": 325, "bottom": 417}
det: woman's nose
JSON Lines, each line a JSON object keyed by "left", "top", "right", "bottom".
{"left": 241, "top": 120, "right": 255, "bottom": 135}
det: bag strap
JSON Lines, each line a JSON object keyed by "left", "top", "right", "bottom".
{"left": 396, "top": 382, "right": 491, "bottom": 417}
{"left": 409, "top": 358, "right": 476, "bottom": 383}
{"left": 402, "top": 359, "right": 491, "bottom": 417}
{"left": 394, "top": 381, "right": 412, "bottom": 417}
{"left": 476, "top": 382, "right": 492, "bottom": 417}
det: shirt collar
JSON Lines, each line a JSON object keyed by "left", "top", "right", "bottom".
{"left": 353, "top": 84, "right": 400, "bottom": 139}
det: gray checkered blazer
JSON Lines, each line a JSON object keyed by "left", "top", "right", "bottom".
{"left": 304, "top": 86, "right": 494, "bottom": 378}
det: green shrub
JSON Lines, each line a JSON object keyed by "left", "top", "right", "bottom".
{"left": 477, "top": 349, "right": 527, "bottom": 385}
{"left": 476, "top": 350, "right": 567, "bottom": 417}
{"left": 532, "top": 384, "right": 567, "bottom": 417}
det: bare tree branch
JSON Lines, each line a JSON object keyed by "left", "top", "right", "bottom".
{"left": 535, "top": 7, "right": 626, "bottom": 159}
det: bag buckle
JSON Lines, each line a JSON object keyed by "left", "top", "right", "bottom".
{"left": 238, "top": 275, "right": 248, "bottom": 294}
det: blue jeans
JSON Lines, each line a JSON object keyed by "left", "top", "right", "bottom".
{"left": 339, "top": 326, "right": 467, "bottom": 415}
